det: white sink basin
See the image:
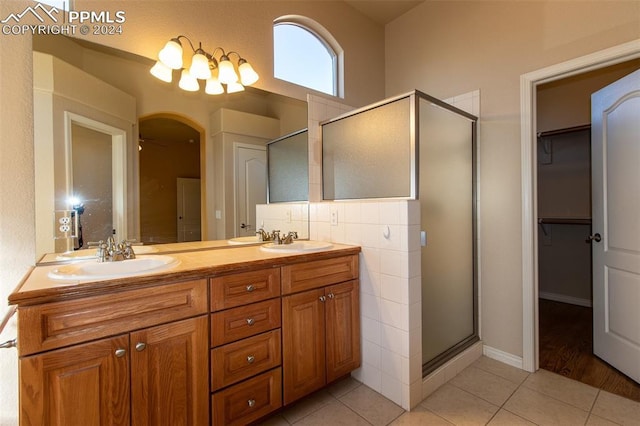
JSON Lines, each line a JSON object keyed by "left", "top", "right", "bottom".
{"left": 227, "top": 236, "right": 261, "bottom": 245}
{"left": 48, "top": 255, "right": 180, "bottom": 281}
{"left": 56, "top": 245, "right": 158, "bottom": 261}
{"left": 260, "top": 241, "right": 333, "bottom": 253}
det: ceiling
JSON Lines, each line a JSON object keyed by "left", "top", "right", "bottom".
{"left": 344, "top": 0, "right": 425, "bottom": 25}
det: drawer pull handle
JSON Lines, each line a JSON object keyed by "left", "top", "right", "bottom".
{"left": 247, "top": 355, "right": 255, "bottom": 364}
{"left": 246, "top": 284, "right": 255, "bottom": 292}
{"left": 135, "top": 342, "right": 146, "bottom": 352}
{"left": 246, "top": 318, "right": 255, "bottom": 326}
{"left": 319, "top": 295, "right": 326, "bottom": 302}
{"left": 115, "top": 348, "right": 126, "bottom": 358}
{"left": 247, "top": 399, "right": 256, "bottom": 408}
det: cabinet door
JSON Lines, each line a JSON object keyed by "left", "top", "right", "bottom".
{"left": 131, "top": 315, "right": 209, "bottom": 426}
{"left": 325, "top": 280, "right": 361, "bottom": 383}
{"left": 19, "top": 335, "right": 130, "bottom": 426}
{"left": 282, "top": 288, "right": 326, "bottom": 405}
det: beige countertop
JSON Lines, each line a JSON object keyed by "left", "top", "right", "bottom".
{"left": 11, "top": 241, "right": 360, "bottom": 306}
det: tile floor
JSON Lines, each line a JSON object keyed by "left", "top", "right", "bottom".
{"left": 259, "top": 356, "right": 640, "bottom": 425}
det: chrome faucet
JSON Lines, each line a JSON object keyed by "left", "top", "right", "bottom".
{"left": 256, "top": 228, "right": 271, "bottom": 242}
{"left": 96, "top": 237, "right": 136, "bottom": 262}
{"left": 281, "top": 231, "right": 298, "bottom": 244}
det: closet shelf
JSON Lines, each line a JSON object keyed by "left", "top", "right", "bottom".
{"left": 538, "top": 217, "right": 591, "bottom": 225}
{"left": 537, "top": 124, "right": 591, "bottom": 138}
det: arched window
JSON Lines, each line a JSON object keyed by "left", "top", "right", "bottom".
{"left": 273, "top": 16, "right": 343, "bottom": 97}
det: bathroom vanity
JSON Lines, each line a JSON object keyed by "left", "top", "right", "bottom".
{"left": 9, "top": 242, "right": 360, "bottom": 425}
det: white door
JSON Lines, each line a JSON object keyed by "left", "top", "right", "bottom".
{"left": 235, "top": 145, "right": 266, "bottom": 237}
{"left": 591, "top": 68, "right": 640, "bottom": 383}
{"left": 177, "top": 178, "right": 201, "bottom": 242}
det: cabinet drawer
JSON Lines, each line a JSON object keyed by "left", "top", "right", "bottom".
{"left": 211, "top": 329, "right": 281, "bottom": 391}
{"left": 212, "top": 367, "right": 282, "bottom": 426}
{"left": 211, "top": 298, "right": 281, "bottom": 347}
{"left": 18, "top": 279, "right": 208, "bottom": 356}
{"left": 210, "top": 268, "right": 280, "bottom": 311}
{"left": 281, "top": 255, "right": 359, "bottom": 295}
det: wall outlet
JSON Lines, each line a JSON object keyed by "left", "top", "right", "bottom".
{"left": 54, "top": 210, "right": 78, "bottom": 240}
{"left": 330, "top": 207, "right": 338, "bottom": 226}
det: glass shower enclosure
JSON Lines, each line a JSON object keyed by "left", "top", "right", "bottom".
{"left": 322, "top": 90, "right": 478, "bottom": 375}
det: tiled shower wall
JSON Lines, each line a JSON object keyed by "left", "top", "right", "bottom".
{"left": 309, "top": 200, "right": 423, "bottom": 409}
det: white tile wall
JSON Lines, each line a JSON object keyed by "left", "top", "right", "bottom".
{"left": 255, "top": 202, "right": 309, "bottom": 239}
{"left": 308, "top": 199, "right": 422, "bottom": 410}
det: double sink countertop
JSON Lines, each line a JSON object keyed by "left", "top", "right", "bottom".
{"left": 9, "top": 241, "right": 361, "bottom": 306}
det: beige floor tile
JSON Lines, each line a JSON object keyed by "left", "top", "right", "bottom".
{"left": 591, "top": 390, "right": 640, "bottom": 426}
{"left": 450, "top": 366, "right": 520, "bottom": 406}
{"left": 420, "top": 383, "right": 499, "bottom": 426}
{"left": 586, "top": 414, "right": 624, "bottom": 426}
{"left": 471, "top": 356, "right": 530, "bottom": 385}
{"left": 522, "top": 369, "right": 598, "bottom": 410}
{"left": 339, "top": 384, "right": 405, "bottom": 426}
{"left": 389, "top": 406, "right": 454, "bottom": 425}
{"left": 281, "top": 389, "right": 336, "bottom": 424}
{"left": 487, "top": 409, "right": 537, "bottom": 425}
{"left": 293, "top": 400, "right": 372, "bottom": 426}
{"left": 503, "top": 387, "right": 589, "bottom": 425}
{"left": 326, "top": 376, "right": 362, "bottom": 398}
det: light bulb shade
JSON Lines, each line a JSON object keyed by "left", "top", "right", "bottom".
{"left": 178, "top": 69, "right": 199, "bottom": 91}
{"left": 226, "top": 81, "right": 245, "bottom": 94}
{"left": 217, "top": 58, "right": 238, "bottom": 84}
{"left": 205, "top": 77, "right": 224, "bottom": 95}
{"left": 189, "top": 52, "right": 212, "bottom": 80}
{"left": 238, "top": 60, "right": 259, "bottom": 86}
{"left": 158, "top": 39, "right": 183, "bottom": 69}
{"left": 150, "top": 61, "right": 173, "bottom": 83}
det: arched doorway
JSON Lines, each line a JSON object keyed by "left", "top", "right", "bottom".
{"left": 138, "top": 114, "right": 205, "bottom": 244}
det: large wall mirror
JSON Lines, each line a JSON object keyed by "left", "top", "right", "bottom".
{"left": 32, "top": 35, "right": 309, "bottom": 259}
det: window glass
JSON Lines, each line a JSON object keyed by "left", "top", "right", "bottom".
{"left": 274, "top": 23, "right": 336, "bottom": 96}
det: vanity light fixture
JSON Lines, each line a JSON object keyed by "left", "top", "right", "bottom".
{"left": 150, "top": 35, "right": 259, "bottom": 95}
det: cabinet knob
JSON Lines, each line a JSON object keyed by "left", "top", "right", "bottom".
{"left": 247, "top": 399, "right": 256, "bottom": 408}
{"left": 247, "top": 355, "right": 255, "bottom": 364}
{"left": 246, "top": 318, "right": 255, "bottom": 326}
{"left": 246, "top": 284, "right": 255, "bottom": 292}
{"left": 319, "top": 295, "right": 326, "bottom": 302}
{"left": 327, "top": 292, "right": 335, "bottom": 299}
{"left": 115, "top": 348, "right": 126, "bottom": 358}
{"left": 135, "top": 342, "right": 146, "bottom": 352}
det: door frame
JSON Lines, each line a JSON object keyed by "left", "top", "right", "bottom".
{"left": 64, "top": 112, "right": 127, "bottom": 242}
{"left": 520, "top": 39, "right": 640, "bottom": 372}
{"left": 232, "top": 142, "right": 267, "bottom": 237}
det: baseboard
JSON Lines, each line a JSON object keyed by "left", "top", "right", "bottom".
{"left": 483, "top": 345, "right": 523, "bottom": 370}
{"left": 539, "top": 291, "right": 592, "bottom": 307}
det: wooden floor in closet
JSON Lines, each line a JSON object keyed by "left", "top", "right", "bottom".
{"left": 539, "top": 298, "right": 640, "bottom": 403}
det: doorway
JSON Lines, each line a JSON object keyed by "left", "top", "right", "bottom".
{"left": 522, "top": 44, "right": 640, "bottom": 401}
{"left": 138, "top": 115, "right": 203, "bottom": 244}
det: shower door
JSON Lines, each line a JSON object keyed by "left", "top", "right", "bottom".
{"left": 419, "top": 96, "right": 478, "bottom": 373}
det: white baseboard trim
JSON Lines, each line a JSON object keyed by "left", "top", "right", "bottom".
{"left": 539, "top": 292, "right": 592, "bottom": 308}
{"left": 483, "top": 345, "right": 524, "bottom": 370}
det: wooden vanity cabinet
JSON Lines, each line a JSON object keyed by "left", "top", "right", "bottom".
{"left": 17, "top": 279, "right": 209, "bottom": 426}
{"left": 210, "top": 267, "right": 283, "bottom": 426}
{"left": 281, "top": 255, "right": 360, "bottom": 405}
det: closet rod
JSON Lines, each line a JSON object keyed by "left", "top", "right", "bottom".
{"left": 538, "top": 217, "right": 591, "bottom": 225}
{"left": 537, "top": 124, "right": 591, "bottom": 138}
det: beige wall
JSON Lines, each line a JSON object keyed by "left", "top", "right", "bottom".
{"left": 386, "top": 1, "right": 640, "bottom": 357}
